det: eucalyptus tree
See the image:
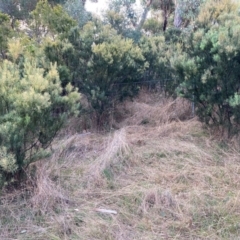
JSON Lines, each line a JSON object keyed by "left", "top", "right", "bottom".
{"left": 63, "top": 0, "right": 91, "bottom": 27}
{"left": 0, "top": 0, "right": 38, "bottom": 24}
{"left": 174, "top": 0, "right": 204, "bottom": 29}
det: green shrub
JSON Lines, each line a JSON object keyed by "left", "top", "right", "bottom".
{"left": 0, "top": 58, "right": 79, "bottom": 187}
{"left": 44, "top": 21, "right": 148, "bottom": 126}
{"left": 173, "top": 0, "right": 240, "bottom": 136}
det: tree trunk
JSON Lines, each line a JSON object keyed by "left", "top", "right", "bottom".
{"left": 174, "top": 3, "right": 182, "bottom": 28}
{"left": 136, "top": 0, "right": 153, "bottom": 31}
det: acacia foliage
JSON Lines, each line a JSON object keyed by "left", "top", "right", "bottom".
{"left": 44, "top": 16, "right": 148, "bottom": 125}
{"left": 0, "top": 12, "right": 12, "bottom": 58}
{"left": 30, "top": 0, "right": 77, "bottom": 40}
{"left": 173, "top": 0, "right": 240, "bottom": 135}
{"left": 0, "top": 38, "right": 79, "bottom": 187}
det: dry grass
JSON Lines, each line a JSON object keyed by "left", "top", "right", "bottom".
{"left": 113, "top": 91, "right": 192, "bottom": 128}
{"left": 1, "top": 94, "right": 240, "bottom": 239}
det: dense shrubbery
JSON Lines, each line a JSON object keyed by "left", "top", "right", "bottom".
{"left": 173, "top": 0, "right": 240, "bottom": 135}
{"left": 43, "top": 14, "right": 148, "bottom": 125}
{"left": 0, "top": 3, "right": 80, "bottom": 185}
{"left": 0, "top": 55, "right": 79, "bottom": 187}
{"left": 1, "top": 0, "right": 240, "bottom": 187}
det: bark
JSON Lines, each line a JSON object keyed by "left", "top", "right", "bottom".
{"left": 136, "top": 0, "right": 153, "bottom": 31}
{"left": 174, "top": 3, "right": 182, "bottom": 28}
{"left": 163, "top": 16, "right": 167, "bottom": 31}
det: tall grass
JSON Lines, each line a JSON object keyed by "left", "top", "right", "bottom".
{"left": 1, "top": 93, "right": 240, "bottom": 239}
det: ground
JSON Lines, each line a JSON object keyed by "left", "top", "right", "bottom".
{"left": 1, "top": 92, "right": 240, "bottom": 239}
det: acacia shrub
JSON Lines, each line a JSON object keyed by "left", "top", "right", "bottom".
{"left": 0, "top": 58, "right": 79, "bottom": 187}
{"left": 173, "top": 0, "right": 240, "bottom": 136}
{"left": 44, "top": 20, "right": 148, "bottom": 127}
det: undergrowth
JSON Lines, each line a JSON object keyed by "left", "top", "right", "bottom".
{"left": 1, "top": 93, "right": 240, "bottom": 239}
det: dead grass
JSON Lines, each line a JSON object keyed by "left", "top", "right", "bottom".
{"left": 113, "top": 90, "right": 192, "bottom": 128}
{"left": 1, "top": 94, "right": 240, "bottom": 239}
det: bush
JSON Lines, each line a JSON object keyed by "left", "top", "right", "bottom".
{"left": 173, "top": 0, "right": 240, "bottom": 136}
{"left": 0, "top": 58, "right": 79, "bottom": 187}
{"left": 45, "top": 21, "right": 148, "bottom": 127}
